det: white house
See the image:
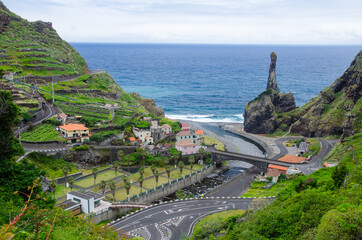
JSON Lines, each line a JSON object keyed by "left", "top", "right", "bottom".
{"left": 66, "top": 191, "right": 104, "bottom": 214}
{"left": 133, "top": 127, "right": 152, "bottom": 143}
{"left": 161, "top": 124, "right": 172, "bottom": 135}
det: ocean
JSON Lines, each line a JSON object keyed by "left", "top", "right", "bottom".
{"left": 71, "top": 44, "right": 361, "bottom": 123}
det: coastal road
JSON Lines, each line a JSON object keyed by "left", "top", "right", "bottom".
{"left": 111, "top": 198, "right": 255, "bottom": 240}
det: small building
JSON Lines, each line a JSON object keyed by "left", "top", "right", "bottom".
{"left": 66, "top": 191, "right": 104, "bottom": 214}
{"left": 176, "top": 139, "right": 203, "bottom": 155}
{"left": 195, "top": 130, "right": 204, "bottom": 145}
{"left": 59, "top": 123, "right": 90, "bottom": 143}
{"left": 268, "top": 164, "right": 288, "bottom": 175}
{"left": 3, "top": 71, "right": 14, "bottom": 80}
{"left": 56, "top": 112, "right": 67, "bottom": 124}
{"left": 181, "top": 123, "right": 191, "bottom": 131}
{"left": 265, "top": 168, "right": 281, "bottom": 183}
{"left": 323, "top": 162, "right": 338, "bottom": 168}
{"left": 145, "top": 135, "right": 154, "bottom": 145}
{"left": 133, "top": 127, "right": 152, "bottom": 143}
{"left": 129, "top": 137, "right": 141, "bottom": 146}
{"left": 278, "top": 154, "right": 305, "bottom": 164}
{"left": 161, "top": 124, "right": 172, "bottom": 135}
{"left": 176, "top": 130, "right": 193, "bottom": 142}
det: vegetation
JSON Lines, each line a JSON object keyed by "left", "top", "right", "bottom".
{"left": 90, "top": 130, "right": 120, "bottom": 142}
{"left": 215, "top": 133, "right": 362, "bottom": 240}
{"left": 21, "top": 123, "right": 63, "bottom": 142}
{"left": 26, "top": 152, "right": 78, "bottom": 179}
{"left": 204, "top": 135, "right": 225, "bottom": 151}
{"left": 191, "top": 210, "right": 246, "bottom": 240}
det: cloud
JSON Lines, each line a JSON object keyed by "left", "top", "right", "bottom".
{"left": 2, "top": 0, "right": 362, "bottom": 44}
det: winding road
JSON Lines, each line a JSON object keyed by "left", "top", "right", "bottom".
{"left": 111, "top": 198, "right": 261, "bottom": 240}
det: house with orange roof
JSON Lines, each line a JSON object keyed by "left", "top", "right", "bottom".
{"left": 265, "top": 168, "right": 281, "bottom": 183}
{"left": 268, "top": 164, "right": 288, "bottom": 175}
{"left": 58, "top": 123, "right": 90, "bottom": 143}
{"left": 278, "top": 154, "right": 305, "bottom": 164}
{"left": 195, "top": 130, "right": 204, "bottom": 144}
{"left": 129, "top": 137, "right": 141, "bottom": 146}
{"left": 176, "top": 129, "right": 205, "bottom": 145}
{"left": 181, "top": 123, "right": 191, "bottom": 131}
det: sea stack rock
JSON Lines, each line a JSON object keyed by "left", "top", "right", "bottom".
{"left": 243, "top": 52, "right": 296, "bottom": 134}
{"left": 266, "top": 52, "right": 280, "bottom": 92}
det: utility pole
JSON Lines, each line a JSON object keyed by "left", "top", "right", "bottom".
{"left": 52, "top": 78, "right": 55, "bottom": 104}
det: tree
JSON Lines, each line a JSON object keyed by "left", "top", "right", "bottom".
{"left": 178, "top": 161, "right": 185, "bottom": 175}
{"left": 151, "top": 165, "right": 157, "bottom": 175}
{"left": 122, "top": 175, "right": 128, "bottom": 184}
{"left": 125, "top": 155, "right": 131, "bottom": 172}
{"left": 176, "top": 189, "right": 185, "bottom": 200}
{"left": 138, "top": 175, "right": 144, "bottom": 194}
{"left": 125, "top": 181, "right": 131, "bottom": 200}
{"left": 112, "top": 161, "right": 120, "bottom": 176}
{"left": 154, "top": 169, "right": 160, "bottom": 187}
{"left": 50, "top": 179, "right": 57, "bottom": 199}
{"left": 187, "top": 193, "right": 194, "bottom": 199}
{"left": 99, "top": 180, "right": 107, "bottom": 194}
{"left": 139, "top": 167, "right": 145, "bottom": 178}
{"left": 199, "top": 148, "right": 205, "bottom": 162}
{"left": 171, "top": 151, "right": 179, "bottom": 168}
{"left": 163, "top": 157, "right": 169, "bottom": 168}
{"left": 62, "top": 165, "right": 71, "bottom": 186}
{"left": 92, "top": 167, "right": 98, "bottom": 185}
{"left": 117, "top": 150, "right": 124, "bottom": 161}
{"left": 189, "top": 156, "right": 195, "bottom": 170}
{"left": 68, "top": 176, "right": 75, "bottom": 191}
{"left": 166, "top": 165, "right": 172, "bottom": 182}
{"left": 0, "top": 91, "right": 25, "bottom": 161}
{"left": 332, "top": 163, "right": 348, "bottom": 187}
{"left": 109, "top": 180, "right": 116, "bottom": 201}
{"left": 136, "top": 147, "right": 147, "bottom": 165}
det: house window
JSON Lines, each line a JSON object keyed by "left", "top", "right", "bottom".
{"left": 73, "top": 198, "right": 81, "bottom": 203}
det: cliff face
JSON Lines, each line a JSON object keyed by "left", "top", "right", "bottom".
{"left": 244, "top": 89, "right": 296, "bottom": 133}
{"left": 243, "top": 52, "right": 296, "bottom": 134}
{"left": 0, "top": 1, "right": 89, "bottom": 77}
{"left": 287, "top": 50, "right": 361, "bottom": 138}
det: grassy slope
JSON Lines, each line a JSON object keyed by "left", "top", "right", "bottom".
{"left": 0, "top": 3, "right": 88, "bottom": 76}
{"left": 216, "top": 132, "right": 361, "bottom": 240}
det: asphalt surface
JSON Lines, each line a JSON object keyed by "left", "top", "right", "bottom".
{"left": 111, "top": 198, "right": 255, "bottom": 240}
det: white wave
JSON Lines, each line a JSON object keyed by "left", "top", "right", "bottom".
{"left": 165, "top": 114, "right": 243, "bottom": 123}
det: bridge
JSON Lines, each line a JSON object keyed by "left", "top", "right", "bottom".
{"left": 211, "top": 150, "right": 298, "bottom": 172}
{"left": 109, "top": 203, "right": 150, "bottom": 209}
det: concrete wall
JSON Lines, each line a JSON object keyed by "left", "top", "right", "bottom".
{"left": 125, "top": 164, "right": 215, "bottom": 204}
{"left": 89, "top": 164, "right": 216, "bottom": 223}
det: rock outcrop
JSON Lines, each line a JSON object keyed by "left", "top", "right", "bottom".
{"left": 266, "top": 52, "right": 280, "bottom": 92}
{"left": 243, "top": 52, "right": 295, "bottom": 134}
{"left": 244, "top": 89, "right": 296, "bottom": 133}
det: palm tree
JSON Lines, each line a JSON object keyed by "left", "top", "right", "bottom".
{"left": 172, "top": 151, "right": 179, "bottom": 168}
{"left": 125, "top": 181, "right": 131, "bottom": 200}
{"left": 50, "top": 179, "right": 57, "bottom": 199}
{"left": 138, "top": 175, "right": 144, "bottom": 194}
{"left": 92, "top": 167, "right": 98, "bottom": 185}
{"left": 139, "top": 167, "right": 144, "bottom": 178}
{"left": 62, "top": 165, "right": 71, "bottom": 186}
{"left": 68, "top": 176, "right": 75, "bottom": 191}
{"left": 151, "top": 165, "right": 157, "bottom": 175}
{"left": 112, "top": 161, "right": 120, "bottom": 176}
{"left": 199, "top": 148, "right": 205, "bottom": 162}
{"left": 163, "top": 158, "right": 169, "bottom": 168}
{"left": 125, "top": 155, "right": 131, "bottom": 172}
{"left": 189, "top": 156, "right": 195, "bottom": 171}
{"left": 166, "top": 165, "right": 172, "bottom": 182}
{"left": 117, "top": 150, "right": 124, "bottom": 161}
{"left": 122, "top": 175, "right": 128, "bottom": 184}
{"left": 109, "top": 180, "right": 116, "bottom": 201}
{"left": 178, "top": 161, "right": 185, "bottom": 175}
{"left": 99, "top": 180, "right": 107, "bottom": 194}
{"left": 154, "top": 169, "right": 160, "bottom": 187}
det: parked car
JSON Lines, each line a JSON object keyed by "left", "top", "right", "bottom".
{"left": 72, "top": 143, "right": 81, "bottom": 148}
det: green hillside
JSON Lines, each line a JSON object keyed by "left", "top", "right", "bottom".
{"left": 0, "top": 1, "right": 89, "bottom": 77}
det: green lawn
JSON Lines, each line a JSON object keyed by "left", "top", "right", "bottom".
{"left": 21, "top": 123, "right": 62, "bottom": 142}
{"left": 141, "top": 176, "right": 170, "bottom": 189}
{"left": 242, "top": 180, "right": 292, "bottom": 198}
{"left": 107, "top": 185, "right": 141, "bottom": 201}
{"left": 54, "top": 184, "right": 74, "bottom": 199}
{"left": 79, "top": 165, "right": 110, "bottom": 176}
{"left": 170, "top": 168, "right": 194, "bottom": 179}
{"left": 204, "top": 136, "right": 225, "bottom": 151}
{"left": 75, "top": 170, "right": 122, "bottom": 188}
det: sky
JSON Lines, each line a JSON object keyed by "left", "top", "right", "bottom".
{"left": 2, "top": 0, "right": 362, "bottom": 44}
